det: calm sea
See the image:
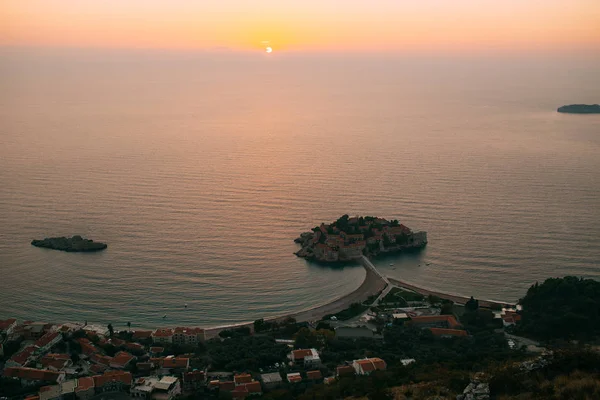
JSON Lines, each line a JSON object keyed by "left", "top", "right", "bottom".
{"left": 1, "top": 49, "right": 599, "bottom": 329}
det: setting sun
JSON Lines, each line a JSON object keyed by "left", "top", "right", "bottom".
{"left": 265, "top": 47, "right": 273, "bottom": 53}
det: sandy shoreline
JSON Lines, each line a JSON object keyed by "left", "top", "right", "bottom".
{"left": 205, "top": 265, "right": 386, "bottom": 339}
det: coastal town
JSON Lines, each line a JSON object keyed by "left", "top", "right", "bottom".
{"left": 294, "top": 215, "right": 427, "bottom": 262}
{"left": 1, "top": 279, "right": 529, "bottom": 400}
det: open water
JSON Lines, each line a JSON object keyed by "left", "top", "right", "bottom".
{"left": 1, "top": 49, "right": 599, "bottom": 328}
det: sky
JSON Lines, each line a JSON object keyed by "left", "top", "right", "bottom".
{"left": 2, "top": 0, "right": 599, "bottom": 53}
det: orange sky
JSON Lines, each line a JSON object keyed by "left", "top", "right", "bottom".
{"left": 2, "top": 0, "right": 599, "bottom": 53}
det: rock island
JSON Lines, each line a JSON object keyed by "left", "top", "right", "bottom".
{"left": 31, "top": 235, "right": 108, "bottom": 252}
{"left": 295, "top": 215, "right": 427, "bottom": 262}
{"left": 557, "top": 104, "right": 600, "bottom": 114}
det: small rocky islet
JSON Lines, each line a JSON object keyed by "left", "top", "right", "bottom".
{"left": 557, "top": 104, "right": 600, "bottom": 114}
{"left": 31, "top": 235, "right": 107, "bottom": 252}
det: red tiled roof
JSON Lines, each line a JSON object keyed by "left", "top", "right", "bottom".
{"left": 336, "top": 365, "right": 355, "bottom": 377}
{"left": 234, "top": 374, "right": 252, "bottom": 385}
{"left": 111, "top": 351, "right": 135, "bottom": 368}
{"left": 306, "top": 370, "right": 322, "bottom": 380}
{"left": 76, "top": 338, "right": 98, "bottom": 356}
{"left": 89, "top": 364, "right": 107, "bottom": 374}
{"left": 291, "top": 349, "right": 314, "bottom": 361}
{"left": 287, "top": 373, "right": 302, "bottom": 383}
{"left": 245, "top": 381, "right": 261, "bottom": 393}
{"left": 0, "top": 318, "right": 17, "bottom": 330}
{"left": 40, "top": 354, "right": 70, "bottom": 370}
{"left": 3, "top": 367, "right": 62, "bottom": 383}
{"left": 25, "top": 396, "right": 39, "bottom": 400}
{"left": 75, "top": 377, "right": 95, "bottom": 392}
{"left": 357, "top": 359, "right": 376, "bottom": 372}
{"left": 429, "top": 328, "right": 468, "bottom": 337}
{"left": 109, "top": 338, "right": 125, "bottom": 346}
{"left": 132, "top": 330, "right": 152, "bottom": 339}
{"left": 10, "top": 346, "right": 37, "bottom": 366}
{"left": 371, "top": 358, "right": 386, "bottom": 370}
{"left": 231, "top": 386, "right": 248, "bottom": 399}
{"left": 161, "top": 357, "right": 189, "bottom": 369}
{"left": 184, "top": 371, "right": 205, "bottom": 382}
{"left": 410, "top": 315, "right": 461, "bottom": 329}
{"left": 152, "top": 328, "right": 173, "bottom": 337}
{"left": 125, "top": 342, "right": 144, "bottom": 351}
{"left": 219, "top": 381, "right": 235, "bottom": 391}
{"left": 93, "top": 371, "right": 132, "bottom": 387}
{"left": 90, "top": 354, "right": 113, "bottom": 366}
{"left": 35, "top": 332, "right": 60, "bottom": 348}
{"left": 150, "top": 347, "right": 164, "bottom": 354}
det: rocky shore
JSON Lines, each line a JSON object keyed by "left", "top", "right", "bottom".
{"left": 557, "top": 104, "right": 600, "bottom": 114}
{"left": 31, "top": 235, "right": 107, "bottom": 252}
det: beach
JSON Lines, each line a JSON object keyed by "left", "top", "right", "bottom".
{"left": 205, "top": 265, "right": 386, "bottom": 339}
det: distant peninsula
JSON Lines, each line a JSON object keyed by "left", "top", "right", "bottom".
{"left": 31, "top": 235, "right": 107, "bottom": 252}
{"left": 294, "top": 215, "right": 427, "bottom": 262}
{"left": 557, "top": 104, "right": 600, "bottom": 114}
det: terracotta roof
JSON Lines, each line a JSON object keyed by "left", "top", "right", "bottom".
{"left": 89, "top": 364, "right": 107, "bottom": 374}
{"left": 0, "top": 318, "right": 17, "bottom": 330}
{"left": 10, "top": 346, "right": 37, "bottom": 366}
{"left": 219, "top": 381, "right": 235, "bottom": 391}
{"left": 234, "top": 373, "right": 253, "bottom": 385}
{"left": 152, "top": 328, "right": 173, "bottom": 337}
{"left": 336, "top": 365, "right": 355, "bottom": 377}
{"left": 245, "top": 381, "right": 261, "bottom": 393}
{"left": 3, "top": 367, "right": 62, "bottom": 383}
{"left": 287, "top": 373, "right": 302, "bottom": 383}
{"left": 306, "top": 370, "right": 322, "bottom": 380}
{"left": 76, "top": 338, "right": 98, "bottom": 356}
{"left": 125, "top": 342, "right": 144, "bottom": 351}
{"left": 25, "top": 396, "right": 39, "bottom": 400}
{"left": 429, "top": 328, "right": 468, "bottom": 337}
{"left": 132, "top": 330, "right": 153, "bottom": 339}
{"left": 357, "top": 359, "right": 376, "bottom": 372}
{"left": 231, "top": 386, "right": 248, "bottom": 399}
{"left": 184, "top": 370, "right": 205, "bottom": 382}
{"left": 410, "top": 315, "right": 461, "bottom": 329}
{"left": 90, "top": 354, "right": 113, "bottom": 366}
{"left": 75, "top": 377, "right": 95, "bottom": 392}
{"left": 161, "top": 357, "right": 189, "bottom": 369}
{"left": 109, "top": 338, "right": 125, "bottom": 346}
{"left": 93, "top": 371, "right": 132, "bottom": 387}
{"left": 291, "top": 349, "right": 314, "bottom": 360}
{"left": 40, "top": 354, "right": 71, "bottom": 370}
{"left": 110, "top": 351, "right": 135, "bottom": 368}
{"left": 35, "top": 332, "right": 60, "bottom": 348}
{"left": 150, "top": 347, "right": 164, "bottom": 354}
{"left": 371, "top": 358, "right": 386, "bottom": 370}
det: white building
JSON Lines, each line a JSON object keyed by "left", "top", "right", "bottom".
{"left": 151, "top": 329, "right": 174, "bottom": 344}
{"left": 172, "top": 327, "right": 205, "bottom": 345}
{"left": 288, "top": 348, "right": 321, "bottom": 368}
{"left": 352, "top": 358, "right": 387, "bottom": 375}
{"left": 131, "top": 376, "right": 181, "bottom": 400}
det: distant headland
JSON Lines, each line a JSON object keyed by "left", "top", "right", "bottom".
{"left": 31, "top": 235, "right": 107, "bottom": 252}
{"left": 557, "top": 104, "right": 600, "bottom": 114}
{"left": 294, "top": 215, "right": 427, "bottom": 262}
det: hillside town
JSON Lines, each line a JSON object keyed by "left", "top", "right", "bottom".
{"left": 294, "top": 215, "right": 427, "bottom": 262}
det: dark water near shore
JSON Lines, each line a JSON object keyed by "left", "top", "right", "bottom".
{"left": 1, "top": 49, "right": 599, "bottom": 328}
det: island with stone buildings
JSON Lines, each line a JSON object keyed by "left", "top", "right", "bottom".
{"left": 294, "top": 215, "right": 427, "bottom": 262}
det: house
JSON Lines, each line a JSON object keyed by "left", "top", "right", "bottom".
{"left": 39, "top": 354, "right": 72, "bottom": 371}
{"left": 502, "top": 311, "right": 522, "bottom": 327}
{"left": 125, "top": 342, "right": 145, "bottom": 353}
{"left": 89, "top": 364, "right": 107, "bottom": 374}
{"left": 21, "top": 322, "right": 52, "bottom": 340}
{"left": 234, "top": 373, "right": 253, "bottom": 386}
{"left": 352, "top": 358, "right": 387, "bottom": 375}
{"left": 38, "top": 379, "right": 77, "bottom": 400}
{"left": 336, "top": 365, "right": 355, "bottom": 378}
{"left": 286, "top": 373, "right": 302, "bottom": 384}
{"left": 89, "top": 353, "right": 112, "bottom": 367}
{"left": 182, "top": 370, "right": 205, "bottom": 392}
{"left": 130, "top": 376, "right": 181, "bottom": 400}
{"left": 3, "top": 367, "right": 66, "bottom": 386}
{"left": 132, "top": 330, "right": 153, "bottom": 341}
{"left": 429, "top": 328, "right": 468, "bottom": 337}
{"left": 35, "top": 332, "right": 62, "bottom": 353}
{"left": 6, "top": 345, "right": 38, "bottom": 368}
{"left": 306, "top": 370, "right": 323, "bottom": 381}
{"left": 151, "top": 329, "right": 173, "bottom": 344}
{"left": 400, "top": 359, "right": 416, "bottom": 366}
{"left": 160, "top": 356, "right": 190, "bottom": 371}
{"left": 93, "top": 370, "right": 132, "bottom": 393}
{"left": 150, "top": 346, "right": 164, "bottom": 356}
{"left": 409, "top": 315, "right": 462, "bottom": 329}
{"left": 288, "top": 348, "right": 321, "bottom": 368}
{"left": 218, "top": 381, "right": 236, "bottom": 391}
{"left": 173, "top": 327, "right": 205, "bottom": 345}
{"left": 260, "top": 372, "right": 283, "bottom": 390}
{"left": 0, "top": 318, "right": 18, "bottom": 335}
{"left": 110, "top": 351, "right": 136, "bottom": 369}
{"left": 74, "top": 377, "right": 95, "bottom": 400}
{"left": 76, "top": 338, "right": 98, "bottom": 357}
{"left": 323, "top": 376, "right": 336, "bottom": 384}
{"left": 136, "top": 362, "right": 156, "bottom": 374}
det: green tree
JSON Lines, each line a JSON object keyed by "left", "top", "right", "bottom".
{"left": 465, "top": 296, "right": 479, "bottom": 312}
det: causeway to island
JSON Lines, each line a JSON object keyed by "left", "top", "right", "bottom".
{"left": 294, "top": 215, "right": 427, "bottom": 262}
